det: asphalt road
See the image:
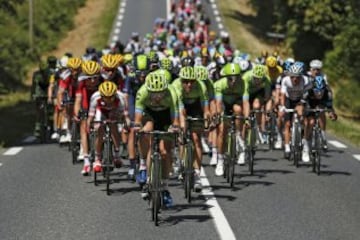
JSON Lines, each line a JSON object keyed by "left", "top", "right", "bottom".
{"left": 1, "top": 0, "right": 360, "bottom": 239}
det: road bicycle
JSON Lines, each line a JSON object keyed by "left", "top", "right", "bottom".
{"left": 285, "top": 109, "right": 303, "bottom": 167}
{"left": 307, "top": 108, "right": 330, "bottom": 175}
{"left": 181, "top": 117, "right": 207, "bottom": 203}
{"left": 137, "top": 130, "right": 177, "bottom": 226}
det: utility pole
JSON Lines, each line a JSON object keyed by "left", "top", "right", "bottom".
{"left": 29, "top": 0, "right": 34, "bottom": 52}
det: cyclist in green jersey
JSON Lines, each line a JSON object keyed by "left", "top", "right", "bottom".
{"left": 134, "top": 71, "right": 180, "bottom": 207}
{"left": 213, "top": 63, "right": 246, "bottom": 176}
{"left": 242, "top": 64, "right": 272, "bottom": 143}
{"left": 172, "top": 66, "right": 210, "bottom": 191}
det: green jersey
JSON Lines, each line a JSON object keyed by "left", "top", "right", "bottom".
{"left": 135, "top": 84, "right": 179, "bottom": 119}
{"left": 214, "top": 77, "right": 245, "bottom": 104}
{"left": 171, "top": 78, "right": 208, "bottom": 109}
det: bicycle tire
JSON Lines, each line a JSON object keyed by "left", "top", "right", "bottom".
{"left": 229, "top": 133, "right": 236, "bottom": 187}
{"left": 151, "top": 152, "right": 161, "bottom": 226}
{"left": 185, "top": 143, "right": 193, "bottom": 203}
{"left": 104, "top": 136, "right": 112, "bottom": 195}
{"left": 315, "top": 129, "right": 322, "bottom": 175}
{"left": 247, "top": 127, "right": 255, "bottom": 175}
{"left": 70, "top": 122, "right": 79, "bottom": 165}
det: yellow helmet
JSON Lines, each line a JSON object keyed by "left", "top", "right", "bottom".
{"left": 82, "top": 60, "right": 100, "bottom": 75}
{"left": 266, "top": 56, "right": 277, "bottom": 68}
{"left": 123, "top": 53, "right": 133, "bottom": 64}
{"left": 113, "top": 54, "right": 124, "bottom": 65}
{"left": 67, "top": 57, "right": 82, "bottom": 70}
{"left": 99, "top": 81, "right": 117, "bottom": 97}
{"left": 101, "top": 54, "right": 118, "bottom": 68}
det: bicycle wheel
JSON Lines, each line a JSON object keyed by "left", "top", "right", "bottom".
{"left": 70, "top": 121, "right": 79, "bottom": 165}
{"left": 184, "top": 143, "right": 193, "bottom": 203}
{"left": 151, "top": 152, "right": 161, "bottom": 226}
{"left": 315, "top": 130, "right": 322, "bottom": 175}
{"left": 104, "top": 137, "right": 112, "bottom": 195}
{"left": 229, "top": 133, "right": 236, "bottom": 187}
{"left": 247, "top": 128, "right": 255, "bottom": 175}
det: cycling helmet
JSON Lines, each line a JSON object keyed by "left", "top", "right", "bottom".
{"left": 220, "top": 63, "right": 241, "bottom": 77}
{"left": 147, "top": 50, "right": 159, "bottom": 63}
{"left": 59, "top": 56, "right": 69, "bottom": 68}
{"left": 310, "top": 59, "right": 323, "bottom": 69}
{"left": 156, "top": 69, "right": 172, "bottom": 83}
{"left": 113, "top": 54, "right": 124, "bottom": 65}
{"left": 252, "top": 65, "right": 267, "bottom": 78}
{"left": 283, "top": 58, "right": 294, "bottom": 71}
{"left": 313, "top": 75, "right": 326, "bottom": 90}
{"left": 145, "top": 72, "right": 168, "bottom": 92}
{"left": 133, "top": 54, "right": 149, "bottom": 71}
{"left": 160, "top": 58, "right": 173, "bottom": 71}
{"left": 67, "top": 57, "right": 82, "bottom": 70}
{"left": 266, "top": 56, "right": 277, "bottom": 68}
{"left": 239, "top": 59, "right": 250, "bottom": 72}
{"left": 99, "top": 81, "right": 117, "bottom": 97}
{"left": 82, "top": 61, "right": 100, "bottom": 75}
{"left": 179, "top": 66, "right": 196, "bottom": 80}
{"left": 101, "top": 54, "right": 118, "bottom": 68}
{"left": 123, "top": 53, "right": 133, "bottom": 64}
{"left": 181, "top": 56, "right": 194, "bottom": 67}
{"left": 194, "top": 66, "right": 208, "bottom": 81}
{"left": 288, "top": 63, "right": 303, "bottom": 76}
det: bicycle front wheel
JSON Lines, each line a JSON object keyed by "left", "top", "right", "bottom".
{"left": 184, "top": 143, "right": 193, "bottom": 203}
{"left": 104, "top": 137, "right": 112, "bottom": 195}
{"left": 70, "top": 121, "right": 79, "bottom": 165}
{"left": 228, "top": 133, "right": 236, "bottom": 187}
{"left": 151, "top": 153, "right": 161, "bottom": 226}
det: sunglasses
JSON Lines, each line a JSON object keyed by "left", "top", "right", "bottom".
{"left": 182, "top": 79, "right": 195, "bottom": 84}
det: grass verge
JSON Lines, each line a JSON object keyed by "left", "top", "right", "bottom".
{"left": 0, "top": 0, "right": 120, "bottom": 148}
{"left": 218, "top": 0, "right": 360, "bottom": 146}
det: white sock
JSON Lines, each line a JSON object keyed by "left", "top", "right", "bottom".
{"left": 195, "top": 168, "right": 200, "bottom": 175}
{"left": 285, "top": 144, "right": 290, "bottom": 152}
{"left": 84, "top": 155, "right": 90, "bottom": 165}
{"left": 139, "top": 158, "right": 146, "bottom": 170}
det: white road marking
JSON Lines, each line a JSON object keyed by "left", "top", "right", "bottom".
{"left": 167, "top": 0, "right": 171, "bottom": 20}
{"left": 216, "top": 16, "right": 221, "bottom": 22}
{"left": 328, "top": 140, "right": 347, "bottom": 149}
{"left": 3, "top": 147, "right": 23, "bottom": 156}
{"left": 121, "top": 1, "right": 126, "bottom": 7}
{"left": 119, "top": 8, "right": 125, "bottom": 14}
{"left": 117, "top": 15, "right": 123, "bottom": 20}
{"left": 353, "top": 154, "right": 360, "bottom": 161}
{"left": 209, "top": 0, "right": 215, "bottom": 3}
{"left": 116, "top": 21, "right": 122, "bottom": 27}
{"left": 112, "top": 35, "right": 119, "bottom": 42}
{"left": 200, "top": 167, "right": 236, "bottom": 240}
{"left": 22, "top": 136, "right": 36, "bottom": 143}
{"left": 114, "top": 28, "right": 120, "bottom": 34}
{"left": 214, "top": 10, "right": 219, "bottom": 16}
{"left": 0, "top": 163, "right": 3, "bottom": 167}
{"left": 212, "top": 3, "right": 217, "bottom": 10}
{"left": 218, "top": 23, "right": 224, "bottom": 29}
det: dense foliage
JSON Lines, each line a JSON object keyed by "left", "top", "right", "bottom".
{"left": 0, "top": 0, "right": 85, "bottom": 91}
{"left": 251, "top": 0, "right": 360, "bottom": 116}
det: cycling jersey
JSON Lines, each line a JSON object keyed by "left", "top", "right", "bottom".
{"left": 281, "top": 75, "right": 311, "bottom": 102}
{"left": 214, "top": 77, "right": 245, "bottom": 105}
{"left": 75, "top": 75, "right": 102, "bottom": 110}
{"left": 58, "top": 69, "right": 78, "bottom": 100}
{"left": 242, "top": 70, "right": 271, "bottom": 101}
{"left": 88, "top": 91, "right": 127, "bottom": 120}
{"left": 135, "top": 84, "right": 179, "bottom": 120}
{"left": 171, "top": 78, "right": 208, "bottom": 109}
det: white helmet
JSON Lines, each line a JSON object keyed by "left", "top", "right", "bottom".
{"left": 310, "top": 59, "right": 323, "bottom": 69}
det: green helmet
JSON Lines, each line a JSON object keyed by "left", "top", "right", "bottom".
{"left": 220, "top": 63, "right": 241, "bottom": 77}
{"left": 147, "top": 50, "right": 159, "bottom": 63}
{"left": 155, "top": 69, "right": 172, "bottom": 83}
{"left": 160, "top": 58, "right": 173, "bottom": 71}
{"left": 134, "top": 54, "right": 149, "bottom": 71}
{"left": 252, "top": 65, "right": 267, "bottom": 78}
{"left": 145, "top": 72, "right": 168, "bottom": 92}
{"left": 179, "top": 66, "right": 196, "bottom": 80}
{"left": 194, "top": 66, "right": 208, "bottom": 81}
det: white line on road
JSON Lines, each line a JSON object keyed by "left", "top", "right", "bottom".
{"left": 112, "top": 35, "right": 119, "bottom": 42}
{"left": 167, "top": 0, "right": 171, "bottom": 20}
{"left": 212, "top": 3, "right": 217, "bottom": 10}
{"left": 116, "top": 21, "right": 122, "bottom": 27}
{"left": 0, "top": 163, "right": 3, "bottom": 167}
{"left": 328, "top": 140, "right": 347, "bottom": 149}
{"left": 216, "top": 16, "right": 221, "bottom": 22}
{"left": 353, "top": 155, "right": 360, "bottom": 161}
{"left": 117, "top": 15, "right": 123, "bottom": 20}
{"left": 200, "top": 167, "right": 236, "bottom": 240}
{"left": 214, "top": 10, "right": 219, "bottom": 16}
{"left": 114, "top": 28, "right": 120, "bottom": 34}
{"left": 121, "top": 1, "right": 126, "bottom": 8}
{"left": 3, "top": 147, "right": 23, "bottom": 156}
{"left": 119, "top": 8, "right": 125, "bottom": 14}
{"left": 218, "top": 23, "right": 224, "bottom": 29}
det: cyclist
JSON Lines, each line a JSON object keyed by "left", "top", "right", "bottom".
{"left": 134, "top": 71, "right": 180, "bottom": 207}
{"left": 123, "top": 54, "right": 150, "bottom": 180}
{"left": 73, "top": 61, "right": 102, "bottom": 175}
{"left": 304, "top": 75, "right": 337, "bottom": 150}
{"left": 31, "top": 57, "right": 56, "bottom": 138}
{"left": 213, "top": 63, "right": 246, "bottom": 175}
{"left": 172, "top": 66, "right": 210, "bottom": 191}
{"left": 87, "top": 81, "right": 129, "bottom": 173}
{"left": 57, "top": 57, "right": 82, "bottom": 143}
{"left": 279, "top": 63, "right": 312, "bottom": 161}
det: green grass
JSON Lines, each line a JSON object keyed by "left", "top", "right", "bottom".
{"left": 0, "top": 0, "right": 120, "bottom": 148}
{"left": 218, "top": 0, "right": 360, "bottom": 147}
